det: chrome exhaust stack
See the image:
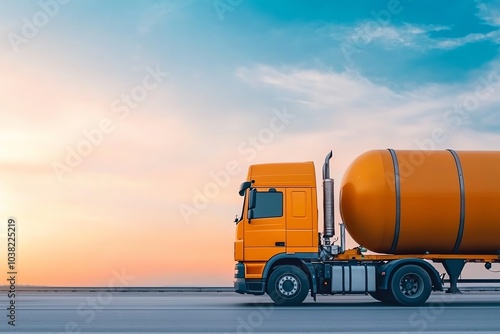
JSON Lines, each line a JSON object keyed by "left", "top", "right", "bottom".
{"left": 322, "top": 151, "right": 335, "bottom": 241}
{"left": 320, "top": 151, "right": 343, "bottom": 259}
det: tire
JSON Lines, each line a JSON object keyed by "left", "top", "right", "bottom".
{"left": 389, "top": 265, "right": 432, "bottom": 306}
{"left": 267, "top": 265, "right": 310, "bottom": 306}
{"left": 369, "top": 290, "right": 395, "bottom": 304}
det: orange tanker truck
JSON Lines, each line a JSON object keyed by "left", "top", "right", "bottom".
{"left": 233, "top": 149, "right": 500, "bottom": 306}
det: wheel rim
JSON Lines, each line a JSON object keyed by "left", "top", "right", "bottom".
{"left": 276, "top": 274, "right": 300, "bottom": 297}
{"left": 399, "top": 273, "right": 423, "bottom": 297}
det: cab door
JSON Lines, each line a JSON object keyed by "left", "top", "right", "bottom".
{"left": 244, "top": 187, "right": 286, "bottom": 261}
{"left": 285, "top": 188, "right": 316, "bottom": 252}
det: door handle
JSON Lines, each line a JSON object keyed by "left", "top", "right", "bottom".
{"left": 275, "top": 242, "right": 285, "bottom": 247}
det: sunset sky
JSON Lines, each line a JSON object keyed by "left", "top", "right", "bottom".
{"left": 1, "top": 0, "right": 500, "bottom": 286}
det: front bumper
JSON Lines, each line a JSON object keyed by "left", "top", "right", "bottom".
{"left": 234, "top": 262, "right": 265, "bottom": 295}
{"left": 234, "top": 278, "right": 266, "bottom": 295}
{"left": 234, "top": 278, "right": 247, "bottom": 294}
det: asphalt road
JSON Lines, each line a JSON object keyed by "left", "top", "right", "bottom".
{"left": 1, "top": 291, "right": 500, "bottom": 333}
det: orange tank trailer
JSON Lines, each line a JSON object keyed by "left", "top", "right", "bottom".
{"left": 340, "top": 149, "right": 500, "bottom": 255}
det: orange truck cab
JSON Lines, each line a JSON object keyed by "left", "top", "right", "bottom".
{"left": 233, "top": 150, "right": 500, "bottom": 306}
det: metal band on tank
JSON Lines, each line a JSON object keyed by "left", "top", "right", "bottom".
{"left": 448, "top": 149, "right": 465, "bottom": 253}
{"left": 388, "top": 149, "right": 401, "bottom": 254}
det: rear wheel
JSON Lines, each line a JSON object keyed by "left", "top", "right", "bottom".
{"left": 389, "top": 265, "right": 432, "bottom": 306}
{"left": 267, "top": 265, "right": 310, "bottom": 306}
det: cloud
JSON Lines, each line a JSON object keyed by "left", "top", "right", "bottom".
{"left": 324, "top": 22, "right": 448, "bottom": 50}
{"left": 476, "top": 0, "right": 500, "bottom": 27}
{"left": 435, "top": 30, "right": 500, "bottom": 49}
{"left": 353, "top": 23, "right": 450, "bottom": 49}
{"left": 236, "top": 63, "right": 500, "bottom": 147}
{"left": 325, "top": 15, "right": 500, "bottom": 54}
{"left": 238, "top": 64, "right": 431, "bottom": 114}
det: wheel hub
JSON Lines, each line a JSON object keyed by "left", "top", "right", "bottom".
{"left": 277, "top": 275, "right": 299, "bottom": 297}
{"left": 400, "top": 274, "right": 420, "bottom": 296}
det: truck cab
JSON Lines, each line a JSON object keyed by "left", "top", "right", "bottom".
{"left": 234, "top": 162, "right": 319, "bottom": 301}
{"left": 233, "top": 151, "right": 451, "bottom": 306}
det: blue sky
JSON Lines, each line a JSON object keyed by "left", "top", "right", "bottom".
{"left": 1, "top": 0, "right": 500, "bottom": 285}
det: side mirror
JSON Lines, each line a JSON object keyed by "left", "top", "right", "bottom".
{"left": 248, "top": 189, "right": 257, "bottom": 210}
{"left": 239, "top": 181, "right": 252, "bottom": 196}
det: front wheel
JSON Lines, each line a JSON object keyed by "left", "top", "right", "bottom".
{"left": 267, "top": 265, "right": 310, "bottom": 306}
{"left": 389, "top": 265, "right": 432, "bottom": 306}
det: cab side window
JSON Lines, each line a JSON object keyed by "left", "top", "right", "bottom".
{"left": 253, "top": 191, "right": 283, "bottom": 219}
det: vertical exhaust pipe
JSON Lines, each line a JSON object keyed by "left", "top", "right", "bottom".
{"left": 322, "top": 151, "right": 335, "bottom": 241}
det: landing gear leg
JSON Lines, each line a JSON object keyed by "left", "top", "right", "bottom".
{"left": 442, "top": 259, "right": 466, "bottom": 294}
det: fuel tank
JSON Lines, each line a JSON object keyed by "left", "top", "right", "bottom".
{"left": 340, "top": 149, "right": 500, "bottom": 254}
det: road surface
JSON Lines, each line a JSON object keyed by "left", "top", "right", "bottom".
{"left": 1, "top": 291, "right": 500, "bottom": 333}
